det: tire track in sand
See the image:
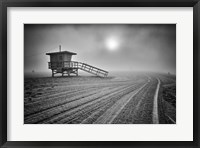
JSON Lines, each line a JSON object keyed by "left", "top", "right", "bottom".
{"left": 152, "top": 78, "right": 160, "bottom": 124}
{"left": 45, "top": 83, "right": 141, "bottom": 124}
{"left": 25, "top": 84, "right": 136, "bottom": 124}
{"left": 93, "top": 79, "right": 149, "bottom": 124}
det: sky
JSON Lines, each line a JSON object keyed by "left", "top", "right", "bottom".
{"left": 24, "top": 24, "right": 176, "bottom": 75}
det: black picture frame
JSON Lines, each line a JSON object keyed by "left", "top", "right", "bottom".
{"left": 0, "top": 0, "right": 199, "bottom": 148}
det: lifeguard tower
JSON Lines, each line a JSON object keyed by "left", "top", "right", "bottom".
{"left": 46, "top": 45, "right": 108, "bottom": 77}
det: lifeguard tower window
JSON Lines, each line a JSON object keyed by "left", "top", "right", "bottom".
{"left": 59, "top": 55, "right": 62, "bottom": 61}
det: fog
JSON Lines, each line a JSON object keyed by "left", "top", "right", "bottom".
{"left": 24, "top": 24, "right": 176, "bottom": 75}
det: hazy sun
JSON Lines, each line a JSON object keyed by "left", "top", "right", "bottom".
{"left": 106, "top": 37, "right": 119, "bottom": 51}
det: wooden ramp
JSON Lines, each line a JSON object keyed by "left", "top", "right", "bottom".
{"left": 48, "top": 61, "right": 108, "bottom": 77}
{"left": 79, "top": 62, "right": 108, "bottom": 77}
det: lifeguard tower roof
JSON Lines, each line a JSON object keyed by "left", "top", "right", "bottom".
{"left": 46, "top": 51, "right": 77, "bottom": 55}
